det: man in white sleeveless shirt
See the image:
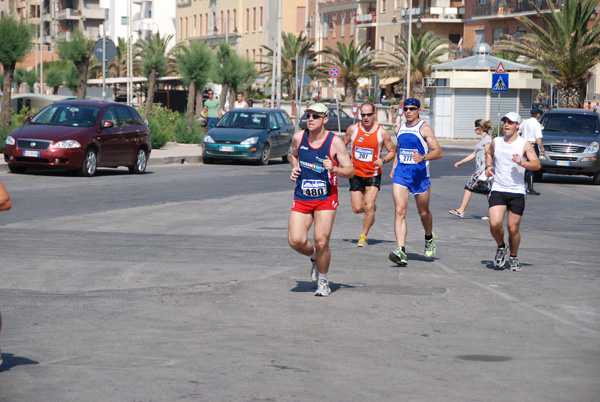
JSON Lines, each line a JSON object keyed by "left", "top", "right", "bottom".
{"left": 484, "top": 112, "right": 541, "bottom": 271}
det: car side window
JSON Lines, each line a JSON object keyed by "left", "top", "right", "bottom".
{"left": 269, "top": 114, "right": 279, "bottom": 129}
{"left": 274, "top": 112, "right": 285, "bottom": 128}
{"left": 115, "top": 106, "right": 134, "bottom": 127}
{"left": 101, "top": 108, "right": 118, "bottom": 127}
{"left": 128, "top": 107, "right": 145, "bottom": 125}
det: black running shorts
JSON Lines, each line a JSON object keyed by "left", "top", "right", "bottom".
{"left": 488, "top": 191, "right": 526, "bottom": 216}
{"left": 349, "top": 175, "right": 382, "bottom": 192}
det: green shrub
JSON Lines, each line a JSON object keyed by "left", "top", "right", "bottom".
{"left": 0, "top": 120, "right": 20, "bottom": 153}
{"left": 147, "top": 117, "right": 169, "bottom": 149}
{"left": 139, "top": 104, "right": 179, "bottom": 143}
{"left": 173, "top": 114, "right": 204, "bottom": 144}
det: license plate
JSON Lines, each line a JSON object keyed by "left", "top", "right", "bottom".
{"left": 23, "top": 150, "right": 40, "bottom": 157}
{"left": 555, "top": 160, "right": 571, "bottom": 166}
{"left": 219, "top": 146, "right": 234, "bottom": 152}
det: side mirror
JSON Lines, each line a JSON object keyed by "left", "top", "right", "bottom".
{"left": 102, "top": 121, "right": 114, "bottom": 129}
{"left": 270, "top": 125, "right": 280, "bottom": 131}
{"left": 27, "top": 115, "right": 33, "bottom": 122}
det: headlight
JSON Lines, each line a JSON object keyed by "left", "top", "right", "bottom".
{"left": 241, "top": 137, "right": 259, "bottom": 145}
{"left": 203, "top": 135, "right": 215, "bottom": 143}
{"left": 52, "top": 140, "right": 81, "bottom": 149}
{"left": 584, "top": 141, "right": 599, "bottom": 154}
{"left": 5, "top": 135, "right": 15, "bottom": 146}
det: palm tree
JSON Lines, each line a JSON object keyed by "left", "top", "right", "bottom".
{"left": 109, "top": 37, "right": 129, "bottom": 78}
{"left": 316, "top": 40, "right": 384, "bottom": 104}
{"left": 260, "top": 32, "right": 316, "bottom": 99}
{"left": 45, "top": 67, "right": 64, "bottom": 95}
{"left": 212, "top": 42, "right": 257, "bottom": 109}
{"left": 0, "top": 15, "right": 33, "bottom": 128}
{"left": 494, "top": 0, "right": 600, "bottom": 108}
{"left": 387, "top": 31, "right": 452, "bottom": 103}
{"left": 58, "top": 29, "right": 94, "bottom": 100}
{"left": 134, "top": 33, "right": 177, "bottom": 119}
{"left": 177, "top": 40, "right": 214, "bottom": 130}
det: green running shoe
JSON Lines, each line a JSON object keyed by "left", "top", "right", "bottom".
{"left": 424, "top": 233, "right": 436, "bottom": 258}
{"left": 389, "top": 247, "right": 408, "bottom": 266}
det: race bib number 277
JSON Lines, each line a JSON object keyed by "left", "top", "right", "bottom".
{"left": 399, "top": 148, "right": 416, "bottom": 164}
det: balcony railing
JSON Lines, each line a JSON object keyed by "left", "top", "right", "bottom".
{"left": 472, "top": 0, "right": 562, "bottom": 17}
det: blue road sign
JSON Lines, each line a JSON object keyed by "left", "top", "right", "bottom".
{"left": 492, "top": 73, "right": 509, "bottom": 93}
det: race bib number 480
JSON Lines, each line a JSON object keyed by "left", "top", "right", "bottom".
{"left": 399, "top": 148, "right": 416, "bottom": 164}
{"left": 301, "top": 179, "right": 327, "bottom": 197}
{"left": 354, "top": 146, "right": 374, "bottom": 162}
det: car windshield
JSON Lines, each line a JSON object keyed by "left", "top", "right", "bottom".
{"left": 30, "top": 104, "right": 100, "bottom": 128}
{"left": 217, "top": 112, "right": 267, "bottom": 129}
{"left": 541, "top": 114, "right": 600, "bottom": 135}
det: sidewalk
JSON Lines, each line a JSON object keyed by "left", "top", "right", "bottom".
{"left": 0, "top": 143, "right": 203, "bottom": 173}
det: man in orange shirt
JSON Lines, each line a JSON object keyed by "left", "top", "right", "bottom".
{"left": 343, "top": 102, "right": 396, "bottom": 247}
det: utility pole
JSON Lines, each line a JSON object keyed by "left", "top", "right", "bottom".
{"left": 40, "top": 0, "right": 44, "bottom": 94}
{"left": 127, "top": 0, "right": 133, "bottom": 104}
{"left": 276, "top": 0, "right": 282, "bottom": 108}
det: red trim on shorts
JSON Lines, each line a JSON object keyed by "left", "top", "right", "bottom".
{"left": 292, "top": 194, "right": 339, "bottom": 213}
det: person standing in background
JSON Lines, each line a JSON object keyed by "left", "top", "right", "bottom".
{"left": 518, "top": 108, "right": 545, "bottom": 195}
{"left": 203, "top": 89, "right": 222, "bottom": 128}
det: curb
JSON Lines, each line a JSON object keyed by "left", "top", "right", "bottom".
{"left": 0, "top": 155, "right": 204, "bottom": 173}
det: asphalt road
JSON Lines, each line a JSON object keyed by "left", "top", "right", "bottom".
{"left": 0, "top": 146, "right": 599, "bottom": 401}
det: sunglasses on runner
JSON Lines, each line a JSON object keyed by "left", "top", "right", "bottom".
{"left": 403, "top": 107, "right": 418, "bottom": 111}
{"left": 361, "top": 113, "right": 374, "bottom": 117}
{"left": 306, "top": 113, "right": 325, "bottom": 120}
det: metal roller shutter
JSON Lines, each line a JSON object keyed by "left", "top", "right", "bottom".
{"left": 519, "top": 89, "right": 533, "bottom": 115}
{"left": 454, "top": 89, "right": 487, "bottom": 138}
{"left": 490, "top": 89, "right": 518, "bottom": 126}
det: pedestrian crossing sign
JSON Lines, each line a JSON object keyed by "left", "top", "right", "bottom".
{"left": 492, "top": 73, "right": 509, "bottom": 93}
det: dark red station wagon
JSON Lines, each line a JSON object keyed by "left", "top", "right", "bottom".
{"left": 4, "top": 100, "right": 151, "bottom": 177}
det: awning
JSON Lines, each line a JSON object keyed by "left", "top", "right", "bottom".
{"left": 357, "top": 77, "right": 370, "bottom": 89}
{"left": 379, "top": 76, "right": 401, "bottom": 87}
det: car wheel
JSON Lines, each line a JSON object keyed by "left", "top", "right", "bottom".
{"left": 79, "top": 148, "right": 98, "bottom": 177}
{"left": 8, "top": 164, "right": 27, "bottom": 174}
{"left": 533, "top": 171, "right": 543, "bottom": 182}
{"left": 257, "top": 143, "right": 270, "bottom": 165}
{"left": 128, "top": 148, "right": 148, "bottom": 174}
{"left": 593, "top": 171, "right": 600, "bottom": 185}
{"left": 282, "top": 141, "right": 293, "bottom": 163}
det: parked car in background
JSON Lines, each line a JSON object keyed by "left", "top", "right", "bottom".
{"left": 538, "top": 108, "right": 600, "bottom": 184}
{"left": 4, "top": 100, "right": 151, "bottom": 177}
{"left": 202, "top": 108, "right": 293, "bottom": 165}
{"left": 299, "top": 105, "right": 355, "bottom": 132}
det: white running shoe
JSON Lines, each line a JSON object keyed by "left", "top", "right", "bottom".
{"left": 494, "top": 245, "right": 509, "bottom": 268}
{"left": 509, "top": 256, "right": 522, "bottom": 272}
{"left": 310, "top": 258, "right": 318, "bottom": 282}
{"left": 315, "top": 279, "right": 331, "bottom": 297}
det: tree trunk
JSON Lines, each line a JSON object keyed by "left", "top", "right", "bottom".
{"left": 556, "top": 74, "right": 588, "bottom": 109}
{"left": 187, "top": 79, "right": 196, "bottom": 132}
{"left": 195, "top": 86, "right": 203, "bottom": 117}
{"left": 220, "top": 83, "right": 229, "bottom": 109}
{"left": 53, "top": 86, "right": 58, "bottom": 95}
{"left": 412, "top": 83, "right": 426, "bottom": 108}
{"left": 1, "top": 67, "right": 15, "bottom": 129}
{"left": 345, "top": 81, "right": 357, "bottom": 104}
{"left": 76, "top": 56, "right": 90, "bottom": 100}
{"left": 145, "top": 68, "right": 157, "bottom": 119}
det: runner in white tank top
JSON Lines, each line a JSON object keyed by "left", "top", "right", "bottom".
{"left": 483, "top": 112, "right": 541, "bottom": 272}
